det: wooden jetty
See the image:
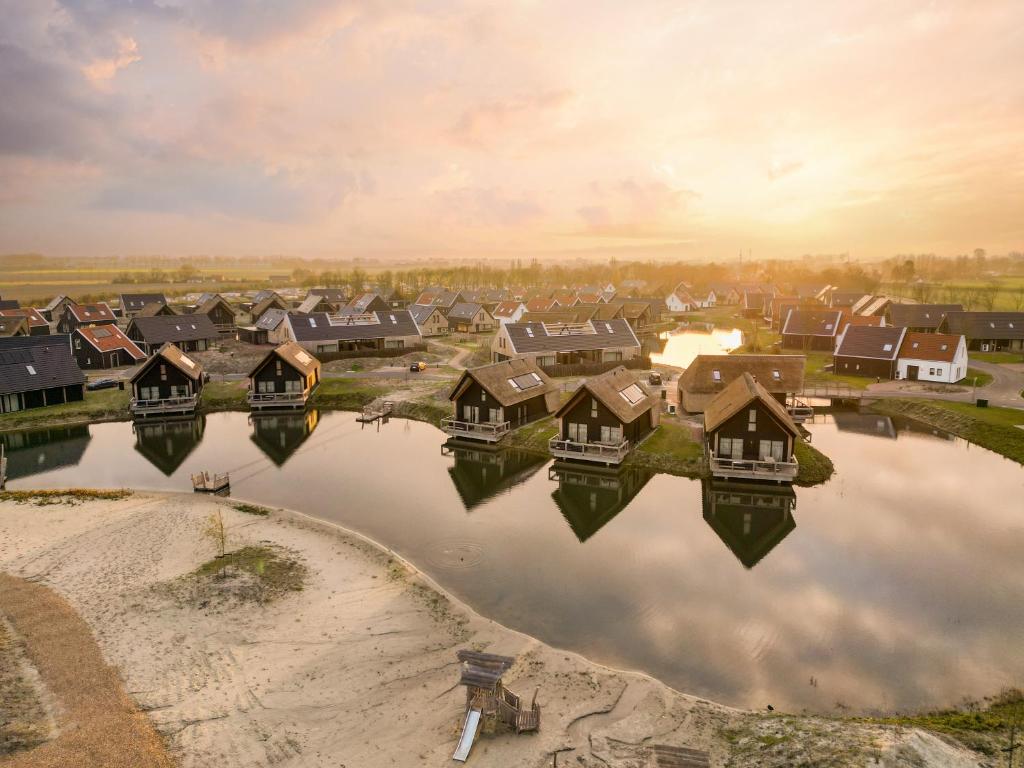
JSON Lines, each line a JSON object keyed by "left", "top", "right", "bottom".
{"left": 357, "top": 400, "right": 394, "bottom": 424}
{"left": 0, "top": 445, "right": 6, "bottom": 489}
{"left": 649, "top": 744, "right": 711, "bottom": 768}
{"left": 191, "top": 471, "right": 230, "bottom": 494}
{"left": 453, "top": 650, "right": 539, "bottom": 762}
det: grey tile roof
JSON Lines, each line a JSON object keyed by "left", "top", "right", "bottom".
{"left": 255, "top": 308, "right": 288, "bottom": 330}
{"left": 938, "top": 311, "right": 1024, "bottom": 340}
{"left": 128, "top": 314, "right": 219, "bottom": 343}
{"left": 408, "top": 304, "right": 442, "bottom": 324}
{"left": 120, "top": 293, "right": 167, "bottom": 311}
{"left": 288, "top": 310, "right": 420, "bottom": 342}
{"left": 781, "top": 309, "right": 843, "bottom": 337}
{"left": 505, "top": 319, "right": 639, "bottom": 354}
{"left": 447, "top": 303, "right": 485, "bottom": 322}
{"left": 0, "top": 335, "right": 84, "bottom": 395}
{"left": 888, "top": 304, "right": 963, "bottom": 329}
{"left": 834, "top": 325, "right": 906, "bottom": 360}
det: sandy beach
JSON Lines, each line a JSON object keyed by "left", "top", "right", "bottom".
{"left": 0, "top": 492, "right": 987, "bottom": 767}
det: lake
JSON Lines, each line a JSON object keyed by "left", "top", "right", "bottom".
{"left": 650, "top": 326, "right": 743, "bottom": 368}
{"left": 3, "top": 409, "right": 1023, "bottom": 714}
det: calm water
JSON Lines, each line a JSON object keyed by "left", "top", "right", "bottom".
{"left": 3, "top": 410, "right": 1023, "bottom": 714}
{"left": 650, "top": 326, "right": 743, "bottom": 368}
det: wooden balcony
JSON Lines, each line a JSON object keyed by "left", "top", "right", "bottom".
{"left": 548, "top": 437, "right": 630, "bottom": 465}
{"left": 129, "top": 394, "right": 198, "bottom": 418}
{"left": 441, "top": 417, "right": 510, "bottom": 443}
{"left": 248, "top": 390, "right": 310, "bottom": 411}
{"left": 708, "top": 453, "right": 798, "bottom": 483}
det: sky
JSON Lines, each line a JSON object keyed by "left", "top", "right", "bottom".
{"left": 0, "top": 0, "right": 1021, "bottom": 261}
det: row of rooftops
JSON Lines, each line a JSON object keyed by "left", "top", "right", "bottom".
{"left": 781, "top": 306, "right": 1024, "bottom": 340}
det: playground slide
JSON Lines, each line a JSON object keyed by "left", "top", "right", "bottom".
{"left": 452, "top": 708, "right": 482, "bottom": 762}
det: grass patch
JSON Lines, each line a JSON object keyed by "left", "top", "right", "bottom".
{"left": 869, "top": 399, "right": 1024, "bottom": 463}
{"left": 310, "top": 378, "right": 386, "bottom": 410}
{"left": 505, "top": 417, "right": 559, "bottom": 453}
{"left": 965, "top": 367, "right": 993, "bottom": 387}
{"left": 856, "top": 689, "right": 1024, "bottom": 756}
{"left": 0, "top": 388, "right": 129, "bottom": 433}
{"left": 0, "top": 489, "right": 132, "bottom": 506}
{"left": 970, "top": 351, "right": 1024, "bottom": 364}
{"left": 793, "top": 441, "right": 835, "bottom": 487}
{"left": 171, "top": 545, "right": 307, "bottom": 607}
{"left": 628, "top": 421, "right": 705, "bottom": 476}
{"left": 0, "top": 620, "right": 51, "bottom": 756}
{"left": 198, "top": 380, "right": 248, "bottom": 411}
{"left": 394, "top": 397, "right": 449, "bottom": 425}
{"left": 232, "top": 503, "right": 270, "bottom": 517}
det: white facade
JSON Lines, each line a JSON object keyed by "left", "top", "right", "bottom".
{"left": 896, "top": 341, "right": 968, "bottom": 383}
{"left": 665, "top": 292, "right": 695, "bottom": 313}
{"left": 494, "top": 303, "right": 526, "bottom": 326}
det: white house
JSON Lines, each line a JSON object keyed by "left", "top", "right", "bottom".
{"left": 492, "top": 301, "right": 527, "bottom": 326}
{"left": 665, "top": 289, "right": 698, "bottom": 313}
{"left": 896, "top": 332, "right": 968, "bottom": 384}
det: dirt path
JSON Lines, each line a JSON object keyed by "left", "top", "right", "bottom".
{"left": 0, "top": 574, "right": 174, "bottom": 768}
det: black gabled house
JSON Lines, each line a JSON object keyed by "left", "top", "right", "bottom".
{"left": 57, "top": 302, "right": 116, "bottom": 333}
{"left": 444, "top": 358, "right": 559, "bottom": 442}
{"left": 704, "top": 372, "right": 800, "bottom": 483}
{"left": 833, "top": 325, "right": 906, "bottom": 379}
{"left": 247, "top": 341, "right": 321, "bottom": 410}
{"left": 781, "top": 309, "right": 843, "bottom": 351}
{"left": 128, "top": 342, "right": 205, "bottom": 418}
{"left": 189, "top": 294, "right": 237, "bottom": 335}
{"left": 0, "top": 335, "right": 86, "bottom": 414}
{"left": 70, "top": 325, "right": 146, "bottom": 369}
{"left": 550, "top": 366, "right": 659, "bottom": 465}
{"left": 119, "top": 293, "right": 168, "bottom": 319}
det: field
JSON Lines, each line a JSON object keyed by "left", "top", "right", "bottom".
{"left": 879, "top": 276, "right": 1024, "bottom": 312}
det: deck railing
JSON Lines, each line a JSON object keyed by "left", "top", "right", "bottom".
{"left": 441, "top": 417, "right": 510, "bottom": 442}
{"left": 129, "top": 394, "right": 198, "bottom": 415}
{"left": 548, "top": 437, "right": 631, "bottom": 464}
{"left": 708, "top": 454, "right": 799, "bottom": 481}
{"left": 248, "top": 390, "right": 308, "bottom": 407}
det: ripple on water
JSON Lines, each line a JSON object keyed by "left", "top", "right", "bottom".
{"left": 423, "top": 539, "right": 485, "bottom": 570}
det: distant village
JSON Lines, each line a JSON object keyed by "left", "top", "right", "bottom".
{"left": 2, "top": 272, "right": 1021, "bottom": 489}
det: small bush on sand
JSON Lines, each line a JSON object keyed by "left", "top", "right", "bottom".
{"left": 0, "top": 489, "right": 132, "bottom": 506}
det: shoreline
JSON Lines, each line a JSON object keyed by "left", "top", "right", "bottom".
{"left": 0, "top": 489, "right": 994, "bottom": 767}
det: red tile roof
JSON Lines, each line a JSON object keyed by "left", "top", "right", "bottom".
{"left": 77, "top": 325, "right": 145, "bottom": 359}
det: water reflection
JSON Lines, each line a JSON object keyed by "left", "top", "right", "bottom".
{"left": 830, "top": 410, "right": 897, "bottom": 439}
{"left": 701, "top": 479, "right": 797, "bottom": 569}
{"left": 0, "top": 425, "right": 92, "bottom": 481}
{"left": 132, "top": 416, "right": 206, "bottom": 476}
{"left": 549, "top": 462, "right": 654, "bottom": 542}
{"left": 249, "top": 409, "right": 321, "bottom": 466}
{"left": 442, "top": 439, "right": 547, "bottom": 510}
{"left": 650, "top": 327, "right": 743, "bottom": 368}
{"left": 4, "top": 411, "right": 1023, "bottom": 714}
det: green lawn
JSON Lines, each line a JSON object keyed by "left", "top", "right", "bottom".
{"left": 965, "top": 368, "right": 993, "bottom": 387}
{"left": 970, "top": 351, "right": 1024, "bottom": 365}
{"left": 629, "top": 421, "right": 705, "bottom": 475}
{"left": 793, "top": 441, "right": 835, "bottom": 486}
{"left": 0, "top": 388, "right": 129, "bottom": 433}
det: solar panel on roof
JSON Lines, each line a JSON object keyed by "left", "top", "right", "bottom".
{"left": 92, "top": 327, "right": 111, "bottom": 338}
{"left": 510, "top": 373, "right": 542, "bottom": 390}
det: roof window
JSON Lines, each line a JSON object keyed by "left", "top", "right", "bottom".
{"left": 772, "top": 369, "right": 781, "bottom": 380}
{"left": 882, "top": 343, "right": 893, "bottom": 352}
{"left": 712, "top": 369, "right": 721, "bottom": 381}
{"left": 26, "top": 365, "right": 36, "bottom": 375}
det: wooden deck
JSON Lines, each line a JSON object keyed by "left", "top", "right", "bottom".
{"left": 649, "top": 744, "right": 711, "bottom": 768}
{"left": 0, "top": 445, "right": 6, "bottom": 489}
{"left": 708, "top": 453, "right": 798, "bottom": 483}
{"left": 130, "top": 394, "right": 199, "bottom": 418}
{"left": 357, "top": 400, "right": 394, "bottom": 423}
{"left": 799, "top": 383, "right": 861, "bottom": 400}
{"left": 248, "top": 390, "right": 310, "bottom": 411}
{"left": 191, "top": 471, "right": 230, "bottom": 494}
{"left": 548, "top": 437, "right": 630, "bottom": 466}
{"left": 441, "top": 417, "right": 510, "bottom": 442}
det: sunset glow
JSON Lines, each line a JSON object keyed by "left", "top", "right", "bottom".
{"left": 1, "top": 1, "right": 1021, "bottom": 259}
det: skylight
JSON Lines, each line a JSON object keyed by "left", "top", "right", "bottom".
{"left": 882, "top": 343, "right": 893, "bottom": 352}
{"left": 912, "top": 342, "right": 919, "bottom": 348}
{"left": 619, "top": 383, "right": 645, "bottom": 405}
{"left": 712, "top": 369, "right": 721, "bottom": 381}
{"left": 180, "top": 354, "right": 196, "bottom": 368}
{"left": 825, "top": 323, "right": 833, "bottom": 330}
{"left": 940, "top": 344, "right": 948, "bottom": 350}
{"left": 295, "top": 351, "right": 312, "bottom": 365}
{"left": 26, "top": 365, "right": 36, "bottom": 375}
{"left": 772, "top": 369, "right": 781, "bottom": 380}
{"left": 309, "top": 318, "right": 318, "bottom": 328}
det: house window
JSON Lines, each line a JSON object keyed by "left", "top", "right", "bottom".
{"left": 258, "top": 380, "right": 275, "bottom": 393}
{"left": 276, "top": 360, "right": 282, "bottom": 375}
{"left": 748, "top": 408, "right": 757, "bottom": 431}
{"left": 488, "top": 407, "right": 502, "bottom": 423}
{"left": 160, "top": 364, "right": 167, "bottom": 381}
{"left": 929, "top": 368, "right": 935, "bottom": 375}
{"left": 600, "top": 425, "right": 623, "bottom": 444}
{"left": 568, "top": 422, "right": 588, "bottom": 443}
{"left": 481, "top": 391, "right": 487, "bottom": 402}
{"left": 712, "top": 369, "right": 721, "bottom": 381}
{"left": 759, "top": 440, "right": 785, "bottom": 461}
{"left": 591, "top": 398, "right": 598, "bottom": 418}
{"left": 285, "top": 379, "right": 302, "bottom": 393}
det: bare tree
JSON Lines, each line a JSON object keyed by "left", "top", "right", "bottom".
{"left": 202, "top": 509, "right": 228, "bottom": 559}
{"left": 978, "top": 283, "right": 1000, "bottom": 312}
{"left": 1013, "top": 286, "right": 1024, "bottom": 312}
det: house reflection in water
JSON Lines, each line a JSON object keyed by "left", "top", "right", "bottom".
{"left": 701, "top": 479, "right": 797, "bottom": 569}
{"left": 0, "top": 425, "right": 92, "bottom": 481}
{"left": 442, "top": 439, "right": 547, "bottom": 511}
{"left": 549, "top": 462, "right": 653, "bottom": 542}
{"left": 249, "top": 409, "right": 321, "bottom": 467}
{"left": 830, "top": 410, "right": 897, "bottom": 439}
{"left": 133, "top": 416, "right": 206, "bottom": 476}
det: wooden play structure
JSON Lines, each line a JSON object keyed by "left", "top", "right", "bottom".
{"left": 453, "top": 650, "right": 539, "bottom": 762}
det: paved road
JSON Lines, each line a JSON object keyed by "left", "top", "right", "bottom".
{"left": 857, "top": 360, "right": 1024, "bottom": 409}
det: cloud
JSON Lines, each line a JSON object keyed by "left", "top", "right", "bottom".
{"left": 576, "top": 179, "right": 700, "bottom": 237}
{"left": 449, "top": 90, "right": 574, "bottom": 148}
{"left": 430, "top": 187, "right": 543, "bottom": 228}
{"left": 81, "top": 35, "right": 141, "bottom": 84}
